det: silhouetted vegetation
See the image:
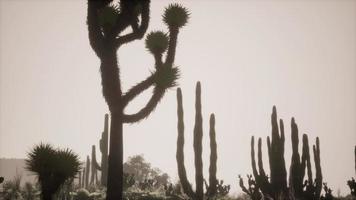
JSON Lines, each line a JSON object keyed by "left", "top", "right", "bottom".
{"left": 86, "top": 0, "right": 189, "bottom": 198}
{"left": 176, "top": 82, "right": 230, "bottom": 200}
{"left": 25, "top": 143, "right": 80, "bottom": 200}
{"left": 239, "top": 106, "right": 323, "bottom": 200}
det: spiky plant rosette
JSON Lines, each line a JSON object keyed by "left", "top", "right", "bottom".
{"left": 26, "top": 144, "right": 81, "bottom": 190}
{"left": 153, "top": 64, "right": 180, "bottom": 89}
{"left": 56, "top": 148, "right": 81, "bottom": 179}
{"left": 98, "top": 5, "right": 120, "bottom": 32}
{"left": 163, "top": 4, "right": 189, "bottom": 29}
{"left": 26, "top": 143, "right": 56, "bottom": 180}
{"left": 145, "top": 31, "right": 169, "bottom": 55}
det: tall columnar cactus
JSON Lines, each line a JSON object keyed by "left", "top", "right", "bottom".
{"left": 245, "top": 107, "right": 323, "bottom": 200}
{"left": 176, "top": 82, "right": 219, "bottom": 200}
{"left": 90, "top": 145, "right": 100, "bottom": 185}
{"left": 249, "top": 107, "right": 287, "bottom": 199}
{"left": 99, "top": 114, "right": 109, "bottom": 186}
{"left": 82, "top": 168, "right": 85, "bottom": 188}
{"left": 289, "top": 119, "right": 323, "bottom": 199}
{"left": 85, "top": 156, "right": 90, "bottom": 189}
{"left": 87, "top": 1, "right": 188, "bottom": 199}
{"left": 78, "top": 171, "right": 82, "bottom": 188}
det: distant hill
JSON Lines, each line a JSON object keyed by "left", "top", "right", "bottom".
{"left": 0, "top": 158, "right": 36, "bottom": 185}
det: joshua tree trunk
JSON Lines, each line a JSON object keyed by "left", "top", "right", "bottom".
{"left": 99, "top": 50, "right": 124, "bottom": 199}
{"left": 107, "top": 112, "right": 123, "bottom": 199}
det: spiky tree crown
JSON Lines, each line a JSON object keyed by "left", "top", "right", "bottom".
{"left": 163, "top": 3, "right": 189, "bottom": 28}
{"left": 145, "top": 31, "right": 169, "bottom": 55}
{"left": 153, "top": 65, "right": 180, "bottom": 90}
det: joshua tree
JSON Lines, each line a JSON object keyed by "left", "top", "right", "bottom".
{"left": 26, "top": 143, "right": 80, "bottom": 200}
{"left": 242, "top": 106, "right": 323, "bottom": 200}
{"left": 176, "top": 82, "right": 221, "bottom": 200}
{"left": 86, "top": 1, "right": 188, "bottom": 199}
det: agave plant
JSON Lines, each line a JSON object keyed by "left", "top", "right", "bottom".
{"left": 26, "top": 143, "right": 81, "bottom": 200}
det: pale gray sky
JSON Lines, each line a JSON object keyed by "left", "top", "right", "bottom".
{"left": 1, "top": 0, "right": 355, "bottom": 195}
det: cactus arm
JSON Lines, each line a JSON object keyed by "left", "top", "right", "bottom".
{"left": 279, "top": 119, "right": 285, "bottom": 154}
{"left": 302, "top": 134, "right": 313, "bottom": 185}
{"left": 289, "top": 118, "right": 303, "bottom": 196}
{"left": 176, "top": 88, "right": 195, "bottom": 198}
{"left": 313, "top": 137, "right": 323, "bottom": 198}
{"left": 269, "top": 106, "right": 287, "bottom": 194}
{"left": 239, "top": 176, "right": 251, "bottom": 196}
{"left": 208, "top": 114, "right": 217, "bottom": 196}
{"left": 115, "top": 1, "right": 150, "bottom": 46}
{"left": 193, "top": 82, "right": 204, "bottom": 200}
{"left": 301, "top": 134, "right": 308, "bottom": 182}
{"left": 257, "top": 138, "right": 267, "bottom": 178}
{"left": 251, "top": 136, "right": 259, "bottom": 179}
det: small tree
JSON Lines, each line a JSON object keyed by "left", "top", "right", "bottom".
{"left": 26, "top": 144, "right": 80, "bottom": 200}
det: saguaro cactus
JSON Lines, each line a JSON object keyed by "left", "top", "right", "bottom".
{"left": 176, "top": 82, "right": 219, "bottom": 200}
{"left": 87, "top": 1, "right": 188, "bottom": 199}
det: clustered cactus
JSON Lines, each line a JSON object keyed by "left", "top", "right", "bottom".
{"left": 239, "top": 107, "right": 323, "bottom": 200}
{"left": 176, "top": 82, "right": 228, "bottom": 200}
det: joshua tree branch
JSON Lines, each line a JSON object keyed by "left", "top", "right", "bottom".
{"left": 165, "top": 28, "right": 179, "bottom": 65}
{"left": 122, "top": 75, "right": 155, "bottom": 107}
{"left": 122, "top": 54, "right": 162, "bottom": 107}
{"left": 87, "top": 0, "right": 109, "bottom": 58}
{"left": 122, "top": 87, "right": 165, "bottom": 123}
{"left": 115, "top": 1, "right": 150, "bottom": 46}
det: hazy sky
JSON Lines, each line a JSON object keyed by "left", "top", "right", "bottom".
{"left": 1, "top": 0, "right": 355, "bottom": 195}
